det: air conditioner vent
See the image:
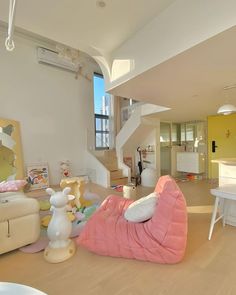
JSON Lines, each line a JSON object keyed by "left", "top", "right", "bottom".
{"left": 37, "top": 47, "right": 79, "bottom": 72}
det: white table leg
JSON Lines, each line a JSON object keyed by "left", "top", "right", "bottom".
{"left": 208, "top": 196, "right": 220, "bottom": 240}
{"left": 222, "top": 199, "right": 228, "bottom": 227}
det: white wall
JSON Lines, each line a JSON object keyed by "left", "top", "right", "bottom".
{"left": 85, "top": 151, "right": 110, "bottom": 188}
{"left": 0, "top": 33, "right": 98, "bottom": 185}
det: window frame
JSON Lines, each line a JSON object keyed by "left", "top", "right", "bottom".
{"left": 94, "top": 113, "right": 109, "bottom": 150}
{"left": 93, "top": 73, "right": 110, "bottom": 150}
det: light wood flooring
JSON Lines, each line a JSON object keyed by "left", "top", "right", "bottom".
{"left": 1, "top": 180, "right": 236, "bottom": 295}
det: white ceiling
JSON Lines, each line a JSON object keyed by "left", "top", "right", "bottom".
{"left": 0, "top": 0, "right": 176, "bottom": 55}
{"left": 0, "top": 1, "right": 235, "bottom": 123}
{"left": 110, "top": 25, "right": 236, "bottom": 122}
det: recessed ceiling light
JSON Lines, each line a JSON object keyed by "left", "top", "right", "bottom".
{"left": 96, "top": 0, "right": 106, "bottom": 8}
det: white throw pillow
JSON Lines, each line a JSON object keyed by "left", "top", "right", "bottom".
{"left": 124, "top": 192, "right": 158, "bottom": 222}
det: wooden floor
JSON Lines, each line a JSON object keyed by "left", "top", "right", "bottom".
{"left": 1, "top": 179, "right": 236, "bottom": 295}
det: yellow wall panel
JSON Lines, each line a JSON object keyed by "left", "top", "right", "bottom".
{"left": 208, "top": 114, "right": 236, "bottom": 179}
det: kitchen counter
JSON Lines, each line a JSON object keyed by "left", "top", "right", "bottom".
{"left": 212, "top": 158, "right": 236, "bottom": 165}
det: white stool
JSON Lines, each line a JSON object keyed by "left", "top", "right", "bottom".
{"left": 208, "top": 185, "right": 236, "bottom": 240}
{"left": 123, "top": 184, "right": 136, "bottom": 199}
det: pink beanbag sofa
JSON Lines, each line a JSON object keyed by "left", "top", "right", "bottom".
{"left": 77, "top": 175, "right": 187, "bottom": 264}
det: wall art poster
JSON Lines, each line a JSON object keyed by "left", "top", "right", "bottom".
{"left": 26, "top": 163, "right": 49, "bottom": 190}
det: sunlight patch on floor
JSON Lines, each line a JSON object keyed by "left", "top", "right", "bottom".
{"left": 187, "top": 205, "right": 213, "bottom": 214}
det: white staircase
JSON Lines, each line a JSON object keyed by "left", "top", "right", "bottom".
{"left": 85, "top": 103, "right": 168, "bottom": 188}
{"left": 93, "top": 149, "right": 128, "bottom": 186}
{"left": 116, "top": 103, "right": 169, "bottom": 178}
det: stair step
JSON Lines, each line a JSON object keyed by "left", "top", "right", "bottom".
{"left": 103, "top": 149, "right": 116, "bottom": 158}
{"left": 98, "top": 158, "right": 118, "bottom": 165}
{"left": 110, "top": 169, "right": 124, "bottom": 179}
{"left": 96, "top": 151, "right": 117, "bottom": 162}
{"left": 104, "top": 163, "right": 119, "bottom": 171}
{"left": 111, "top": 177, "right": 128, "bottom": 186}
{"left": 98, "top": 159, "right": 118, "bottom": 171}
{"left": 94, "top": 149, "right": 124, "bottom": 180}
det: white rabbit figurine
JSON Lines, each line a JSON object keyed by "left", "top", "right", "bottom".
{"left": 44, "top": 187, "right": 76, "bottom": 263}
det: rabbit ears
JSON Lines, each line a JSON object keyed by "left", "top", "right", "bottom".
{"left": 63, "top": 187, "right": 71, "bottom": 196}
{"left": 46, "top": 187, "right": 71, "bottom": 196}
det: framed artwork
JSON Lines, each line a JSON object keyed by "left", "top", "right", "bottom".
{"left": 26, "top": 163, "right": 49, "bottom": 190}
{"left": 0, "top": 118, "right": 24, "bottom": 181}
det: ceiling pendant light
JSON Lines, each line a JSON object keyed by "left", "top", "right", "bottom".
{"left": 217, "top": 85, "right": 236, "bottom": 115}
{"left": 217, "top": 104, "right": 236, "bottom": 115}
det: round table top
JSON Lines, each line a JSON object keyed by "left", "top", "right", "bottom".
{"left": 0, "top": 282, "right": 47, "bottom": 295}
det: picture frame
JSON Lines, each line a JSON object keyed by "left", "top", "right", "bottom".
{"left": 26, "top": 163, "right": 49, "bottom": 191}
{"left": 0, "top": 118, "right": 24, "bottom": 181}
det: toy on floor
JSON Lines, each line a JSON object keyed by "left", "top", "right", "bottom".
{"left": 44, "top": 187, "right": 76, "bottom": 263}
{"left": 38, "top": 199, "right": 51, "bottom": 211}
{"left": 60, "top": 177, "right": 92, "bottom": 208}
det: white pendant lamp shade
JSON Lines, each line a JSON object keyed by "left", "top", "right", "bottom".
{"left": 217, "top": 104, "right": 236, "bottom": 115}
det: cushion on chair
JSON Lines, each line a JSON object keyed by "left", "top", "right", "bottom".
{"left": 0, "top": 180, "right": 27, "bottom": 192}
{"left": 77, "top": 175, "right": 188, "bottom": 264}
{"left": 124, "top": 192, "right": 158, "bottom": 222}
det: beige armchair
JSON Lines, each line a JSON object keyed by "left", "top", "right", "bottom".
{"left": 0, "top": 191, "right": 40, "bottom": 254}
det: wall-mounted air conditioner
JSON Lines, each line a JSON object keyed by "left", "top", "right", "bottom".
{"left": 37, "top": 47, "right": 79, "bottom": 72}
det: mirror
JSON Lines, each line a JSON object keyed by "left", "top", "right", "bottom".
{"left": 0, "top": 118, "right": 24, "bottom": 181}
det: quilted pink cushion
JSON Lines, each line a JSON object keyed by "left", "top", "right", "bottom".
{"left": 0, "top": 180, "right": 27, "bottom": 192}
{"left": 77, "top": 175, "right": 187, "bottom": 264}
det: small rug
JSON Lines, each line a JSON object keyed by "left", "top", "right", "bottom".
{"left": 20, "top": 222, "right": 87, "bottom": 253}
{"left": 20, "top": 192, "right": 101, "bottom": 253}
{"left": 111, "top": 185, "right": 123, "bottom": 192}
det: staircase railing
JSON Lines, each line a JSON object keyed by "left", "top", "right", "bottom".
{"left": 116, "top": 103, "right": 169, "bottom": 181}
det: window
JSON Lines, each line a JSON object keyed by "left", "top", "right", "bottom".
{"left": 93, "top": 74, "right": 110, "bottom": 149}
{"left": 160, "top": 122, "right": 171, "bottom": 145}
{"left": 171, "top": 123, "right": 181, "bottom": 145}
{"left": 181, "top": 123, "right": 196, "bottom": 143}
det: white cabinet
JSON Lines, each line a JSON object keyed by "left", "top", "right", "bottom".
{"left": 177, "top": 152, "right": 205, "bottom": 174}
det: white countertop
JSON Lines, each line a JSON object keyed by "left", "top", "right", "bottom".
{"left": 212, "top": 158, "right": 236, "bottom": 165}
{"left": 211, "top": 184, "right": 236, "bottom": 200}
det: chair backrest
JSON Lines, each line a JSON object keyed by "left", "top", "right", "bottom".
{"left": 146, "top": 175, "right": 187, "bottom": 247}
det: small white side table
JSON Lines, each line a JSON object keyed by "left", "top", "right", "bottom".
{"left": 123, "top": 184, "right": 136, "bottom": 199}
{"left": 208, "top": 185, "right": 236, "bottom": 240}
{"left": 0, "top": 282, "right": 47, "bottom": 295}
